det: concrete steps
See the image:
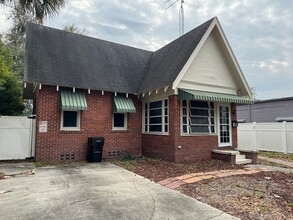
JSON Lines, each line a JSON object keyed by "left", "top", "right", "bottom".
{"left": 212, "top": 149, "right": 253, "bottom": 165}
{"left": 235, "top": 158, "right": 252, "bottom": 164}
{"left": 236, "top": 154, "right": 252, "bottom": 164}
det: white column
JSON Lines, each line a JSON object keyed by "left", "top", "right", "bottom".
{"left": 282, "top": 121, "right": 288, "bottom": 154}
{"left": 252, "top": 122, "right": 257, "bottom": 151}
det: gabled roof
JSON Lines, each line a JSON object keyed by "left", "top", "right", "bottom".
{"left": 24, "top": 17, "right": 250, "bottom": 97}
{"left": 172, "top": 17, "right": 252, "bottom": 97}
{"left": 138, "top": 18, "right": 213, "bottom": 93}
{"left": 24, "top": 23, "right": 152, "bottom": 94}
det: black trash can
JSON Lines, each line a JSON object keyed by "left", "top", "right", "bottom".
{"left": 87, "top": 137, "right": 105, "bottom": 162}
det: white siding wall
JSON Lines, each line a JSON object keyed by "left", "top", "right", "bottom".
{"left": 238, "top": 122, "right": 293, "bottom": 154}
{"left": 0, "top": 116, "right": 36, "bottom": 160}
{"left": 178, "top": 31, "right": 238, "bottom": 95}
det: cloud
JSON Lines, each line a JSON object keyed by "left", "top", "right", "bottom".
{"left": 1, "top": 0, "right": 293, "bottom": 99}
{"left": 0, "top": 7, "right": 12, "bottom": 35}
{"left": 256, "top": 59, "right": 289, "bottom": 73}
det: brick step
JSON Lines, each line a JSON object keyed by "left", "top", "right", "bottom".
{"left": 235, "top": 158, "right": 252, "bottom": 165}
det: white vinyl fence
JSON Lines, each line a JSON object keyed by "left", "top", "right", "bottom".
{"left": 238, "top": 122, "right": 293, "bottom": 154}
{"left": 0, "top": 116, "right": 36, "bottom": 160}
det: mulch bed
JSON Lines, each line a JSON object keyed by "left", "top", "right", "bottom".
{"left": 112, "top": 158, "right": 293, "bottom": 220}
{"left": 112, "top": 158, "right": 244, "bottom": 182}
{"left": 180, "top": 171, "right": 293, "bottom": 220}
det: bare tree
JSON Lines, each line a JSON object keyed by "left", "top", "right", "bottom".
{"left": 63, "top": 24, "right": 87, "bottom": 35}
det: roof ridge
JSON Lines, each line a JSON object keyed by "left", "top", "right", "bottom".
{"left": 26, "top": 22, "right": 153, "bottom": 53}
{"left": 137, "top": 17, "right": 215, "bottom": 93}
{"left": 154, "top": 17, "right": 215, "bottom": 54}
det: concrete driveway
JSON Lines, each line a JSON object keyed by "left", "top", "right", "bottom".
{"left": 0, "top": 162, "right": 238, "bottom": 220}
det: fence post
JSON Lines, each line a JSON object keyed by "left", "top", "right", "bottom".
{"left": 252, "top": 122, "right": 257, "bottom": 151}
{"left": 282, "top": 121, "right": 288, "bottom": 154}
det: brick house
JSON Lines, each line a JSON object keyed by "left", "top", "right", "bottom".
{"left": 24, "top": 17, "right": 253, "bottom": 163}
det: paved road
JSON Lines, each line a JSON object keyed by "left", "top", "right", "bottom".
{"left": 0, "top": 162, "right": 238, "bottom": 220}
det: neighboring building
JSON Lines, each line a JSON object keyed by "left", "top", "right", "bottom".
{"left": 237, "top": 97, "right": 293, "bottom": 123}
{"left": 24, "top": 17, "right": 252, "bottom": 163}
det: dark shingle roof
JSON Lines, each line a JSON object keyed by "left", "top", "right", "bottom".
{"left": 24, "top": 23, "right": 152, "bottom": 94}
{"left": 24, "top": 18, "right": 214, "bottom": 94}
{"left": 138, "top": 18, "right": 214, "bottom": 93}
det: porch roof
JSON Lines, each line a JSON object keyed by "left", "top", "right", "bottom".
{"left": 178, "top": 89, "right": 253, "bottom": 104}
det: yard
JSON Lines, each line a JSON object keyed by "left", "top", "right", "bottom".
{"left": 259, "top": 151, "right": 293, "bottom": 162}
{"left": 112, "top": 157, "right": 293, "bottom": 220}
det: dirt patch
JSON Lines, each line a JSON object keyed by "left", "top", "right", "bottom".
{"left": 0, "top": 173, "right": 4, "bottom": 180}
{"left": 112, "top": 158, "right": 293, "bottom": 220}
{"left": 180, "top": 171, "right": 293, "bottom": 220}
{"left": 112, "top": 158, "right": 244, "bottom": 182}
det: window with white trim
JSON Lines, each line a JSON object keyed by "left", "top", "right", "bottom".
{"left": 181, "top": 100, "right": 215, "bottom": 134}
{"left": 61, "top": 110, "right": 80, "bottom": 130}
{"left": 144, "top": 99, "right": 168, "bottom": 133}
{"left": 113, "top": 113, "right": 127, "bottom": 130}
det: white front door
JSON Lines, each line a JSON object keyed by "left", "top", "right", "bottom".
{"left": 218, "top": 104, "right": 232, "bottom": 147}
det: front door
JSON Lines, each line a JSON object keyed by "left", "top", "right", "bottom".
{"left": 218, "top": 104, "right": 232, "bottom": 147}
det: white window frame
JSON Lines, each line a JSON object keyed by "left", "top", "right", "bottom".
{"left": 217, "top": 103, "right": 232, "bottom": 147}
{"left": 181, "top": 100, "right": 216, "bottom": 135}
{"left": 143, "top": 98, "right": 169, "bottom": 135}
{"left": 60, "top": 110, "right": 81, "bottom": 131}
{"left": 112, "top": 113, "right": 127, "bottom": 131}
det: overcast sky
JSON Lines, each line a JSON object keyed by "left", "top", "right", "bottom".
{"left": 1, "top": 0, "right": 292, "bottom": 100}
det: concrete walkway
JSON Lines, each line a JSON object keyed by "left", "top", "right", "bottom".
{"left": 158, "top": 157, "right": 293, "bottom": 190}
{"left": 245, "top": 164, "right": 293, "bottom": 173}
{"left": 0, "top": 162, "right": 238, "bottom": 220}
{"left": 258, "top": 156, "right": 293, "bottom": 168}
{"left": 158, "top": 167, "right": 269, "bottom": 189}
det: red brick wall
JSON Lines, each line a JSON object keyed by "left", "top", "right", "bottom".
{"left": 35, "top": 86, "right": 239, "bottom": 163}
{"left": 35, "top": 85, "right": 142, "bottom": 162}
{"left": 142, "top": 95, "right": 236, "bottom": 163}
{"left": 141, "top": 96, "right": 177, "bottom": 161}
{"left": 231, "top": 103, "right": 238, "bottom": 148}
{"left": 174, "top": 96, "right": 218, "bottom": 162}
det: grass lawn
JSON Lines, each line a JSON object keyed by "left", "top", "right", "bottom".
{"left": 259, "top": 151, "right": 293, "bottom": 162}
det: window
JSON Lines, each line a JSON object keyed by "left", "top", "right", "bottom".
{"left": 61, "top": 111, "right": 80, "bottom": 130}
{"left": 181, "top": 100, "right": 215, "bottom": 134}
{"left": 144, "top": 99, "right": 168, "bottom": 134}
{"left": 113, "top": 113, "right": 127, "bottom": 130}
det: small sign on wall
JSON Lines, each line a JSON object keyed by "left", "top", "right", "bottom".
{"left": 39, "top": 121, "right": 48, "bottom": 133}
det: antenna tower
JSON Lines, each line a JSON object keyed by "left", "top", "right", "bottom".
{"left": 165, "top": 0, "right": 185, "bottom": 36}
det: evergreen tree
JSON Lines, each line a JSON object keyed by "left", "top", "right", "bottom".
{"left": 1, "top": 0, "right": 66, "bottom": 23}
{"left": 0, "top": 38, "right": 24, "bottom": 115}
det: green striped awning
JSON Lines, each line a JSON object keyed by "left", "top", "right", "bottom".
{"left": 178, "top": 89, "right": 253, "bottom": 104}
{"left": 112, "top": 96, "right": 136, "bottom": 113}
{"left": 60, "top": 89, "right": 87, "bottom": 111}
